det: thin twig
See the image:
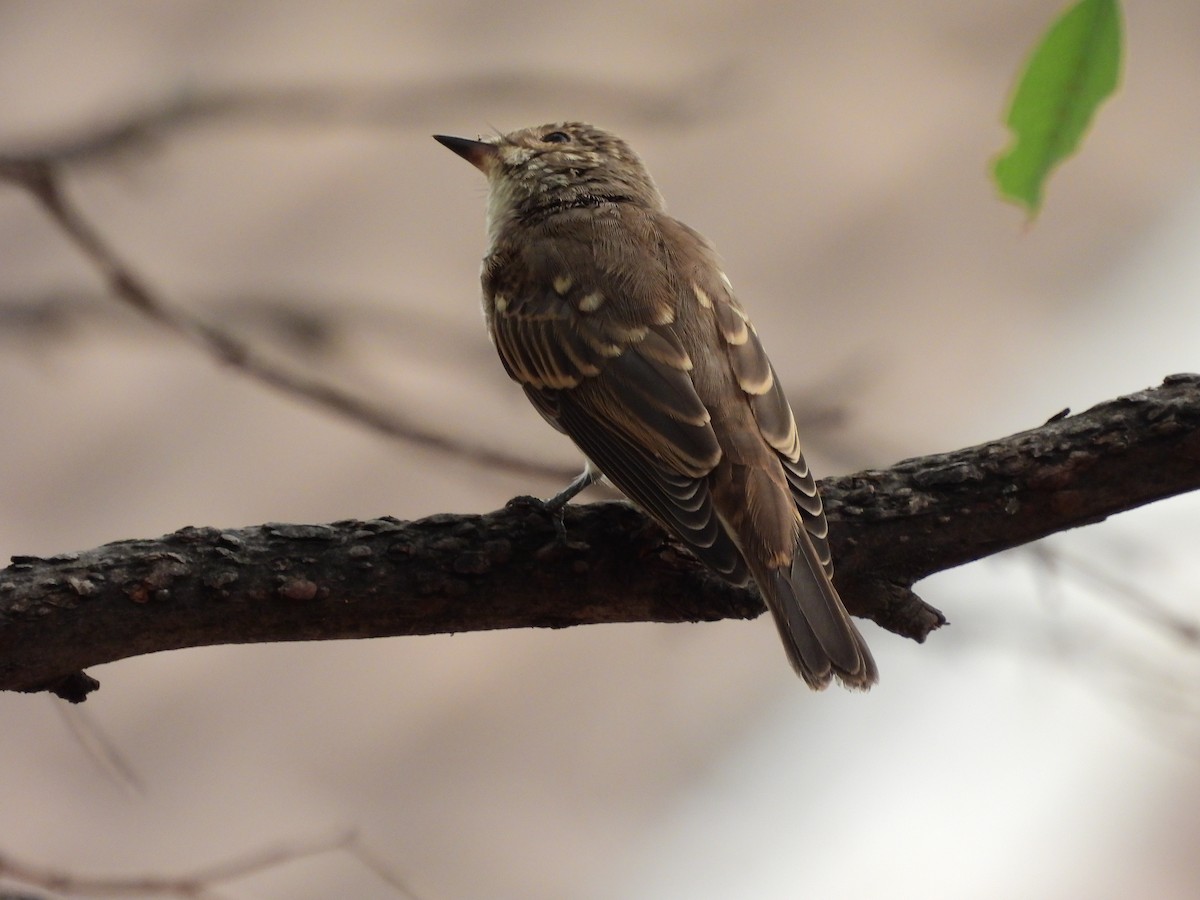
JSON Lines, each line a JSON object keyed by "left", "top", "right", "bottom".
{"left": 2, "top": 72, "right": 740, "bottom": 165}
{"left": 0, "top": 831, "right": 424, "bottom": 900}
{"left": 54, "top": 704, "right": 145, "bottom": 796}
{"left": 1050, "top": 548, "right": 1200, "bottom": 645}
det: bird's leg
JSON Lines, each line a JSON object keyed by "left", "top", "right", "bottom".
{"left": 544, "top": 464, "right": 601, "bottom": 513}
{"left": 541, "top": 465, "right": 601, "bottom": 542}
{"left": 505, "top": 464, "right": 600, "bottom": 544}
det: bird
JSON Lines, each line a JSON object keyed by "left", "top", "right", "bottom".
{"left": 434, "top": 122, "right": 877, "bottom": 689}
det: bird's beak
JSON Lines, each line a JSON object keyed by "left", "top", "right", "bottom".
{"left": 433, "top": 134, "right": 500, "bottom": 173}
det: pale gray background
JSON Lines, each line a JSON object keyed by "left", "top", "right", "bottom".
{"left": 2, "top": 2, "right": 1199, "bottom": 898}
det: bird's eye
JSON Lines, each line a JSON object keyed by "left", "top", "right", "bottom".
{"left": 541, "top": 131, "right": 571, "bottom": 144}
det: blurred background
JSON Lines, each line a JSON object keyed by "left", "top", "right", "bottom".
{"left": 2, "top": 1, "right": 1199, "bottom": 898}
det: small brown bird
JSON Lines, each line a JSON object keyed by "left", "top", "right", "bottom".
{"left": 435, "top": 122, "right": 877, "bottom": 689}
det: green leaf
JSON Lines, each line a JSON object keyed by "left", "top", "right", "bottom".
{"left": 992, "top": 0, "right": 1123, "bottom": 217}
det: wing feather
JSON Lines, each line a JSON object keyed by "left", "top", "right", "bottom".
{"left": 701, "top": 273, "right": 836, "bottom": 577}
{"left": 556, "top": 388, "right": 746, "bottom": 579}
{"left": 483, "top": 210, "right": 747, "bottom": 583}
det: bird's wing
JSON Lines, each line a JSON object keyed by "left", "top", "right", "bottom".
{"left": 689, "top": 237, "right": 872, "bottom": 685}
{"left": 483, "top": 211, "right": 747, "bottom": 582}
{"left": 694, "top": 262, "right": 835, "bottom": 578}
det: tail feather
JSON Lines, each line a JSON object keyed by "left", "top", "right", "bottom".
{"left": 759, "top": 548, "right": 877, "bottom": 691}
{"left": 725, "top": 461, "right": 877, "bottom": 689}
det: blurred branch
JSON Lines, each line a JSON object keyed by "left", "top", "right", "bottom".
{"left": 1043, "top": 547, "right": 1200, "bottom": 645}
{"left": 3, "top": 375, "right": 1198, "bottom": 700}
{"left": 0, "top": 830, "right": 422, "bottom": 899}
{"left": 3, "top": 70, "right": 740, "bottom": 164}
{"left": 0, "top": 291, "right": 458, "bottom": 353}
{"left": 0, "top": 157, "right": 577, "bottom": 484}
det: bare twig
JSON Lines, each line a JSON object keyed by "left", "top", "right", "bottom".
{"left": 0, "top": 830, "right": 423, "bottom": 899}
{"left": 1036, "top": 548, "right": 1200, "bottom": 645}
{"left": 0, "top": 291, "right": 452, "bottom": 354}
{"left": 1, "top": 72, "right": 740, "bottom": 165}
{"left": 53, "top": 704, "right": 145, "bottom": 796}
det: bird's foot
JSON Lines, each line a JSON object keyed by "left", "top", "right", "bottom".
{"left": 505, "top": 466, "right": 600, "bottom": 543}
{"left": 543, "top": 466, "right": 601, "bottom": 512}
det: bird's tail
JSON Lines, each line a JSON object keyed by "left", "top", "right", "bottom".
{"left": 754, "top": 537, "right": 877, "bottom": 691}
{"left": 722, "top": 458, "right": 877, "bottom": 690}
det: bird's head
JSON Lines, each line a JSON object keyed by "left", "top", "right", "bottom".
{"left": 434, "top": 122, "right": 665, "bottom": 244}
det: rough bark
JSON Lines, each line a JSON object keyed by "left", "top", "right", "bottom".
{"left": 3, "top": 375, "right": 1199, "bottom": 701}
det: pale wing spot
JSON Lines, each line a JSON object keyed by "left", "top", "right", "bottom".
{"left": 692, "top": 283, "right": 713, "bottom": 309}
{"left": 544, "top": 372, "right": 582, "bottom": 389}
{"left": 493, "top": 293, "right": 509, "bottom": 313}
{"left": 737, "top": 365, "right": 774, "bottom": 395}
{"left": 559, "top": 338, "right": 603, "bottom": 377}
{"left": 654, "top": 303, "right": 677, "bottom": 325}
{"left": 578, "top": 291, "right": 605, "bottom": 313}
{"left": 722, "top": 317, "right": 750, "bottom": 345}
{"left": 719, "top": 271, "right": 734, "bottom": 292}
{"left": 580, "top": 333, "right": 624, "bottom": 357}
{"left": 637, "top": 332, "right": 694, "bottom": 371}
{"left": 609, "top": 324, "right": 649, "bottom": 342}
{"left": 732, "top": 305, "right": 751, "bottom": 322}
{"left": 553, "top": 274, "right": 573, "bottom": 296}
{"left": 717, "top": 297, "right": 753, "bottom": 345}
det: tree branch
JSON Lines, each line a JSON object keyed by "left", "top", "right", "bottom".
{"left": 0, "top": 72, "right": 740, "bottom": 166}
{"left": 0, "top": 828, "right": 422, "bottom": 899}
{"left": 4, "top": 375, "right": 1198, "bottom": 701}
